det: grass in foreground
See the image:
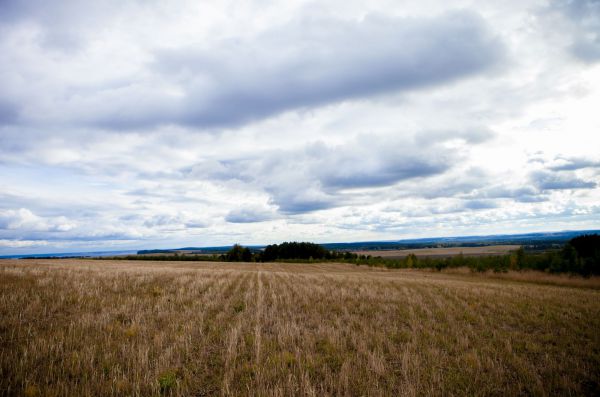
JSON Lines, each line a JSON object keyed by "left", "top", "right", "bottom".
{"left": 1, "top": 259, "right": 599, "bottom": 396}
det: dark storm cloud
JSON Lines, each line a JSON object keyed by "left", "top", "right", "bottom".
{"left": 187, "top": 134, "right": 460, "bottom": 214}
{"left": 0, "top": 5, "right": 505, "bottom": 132}
{"left": 319, "top": 159, "right": 446, "bottom": 190}
{"left": 572, "top": 39, "right": 600, "bottom": 62}
{"left": 225, "top": 207, "right": 275, "bottom": 223}
{"left": 476, "top": 186, "right": 548, "bottom": 203}
{"left": 143, "top": 215, "right": 183, "bottom": 228}
{"left": 266, "top": 189, "right": 338, "bottom": 215}
{"left": 96, "top": 10, "right": 503, "bottom": 130}
{"left": 548, "top": 157, "right": 600, "bottom": 171}
{"left": 308, "top": 138, "right": 453, "bottom": 190}
{"left": 462, "top": 199, "right": 499, "bottom": 210}
{"left": 552, "top": 0, "right": 600, "bottom": 62}
{"left": 0, "top": 0, "right": 117, "bottom": 50}
{"left": 417, "top": 198, "right": 499, "bottom": 216}
{"left": 185, "top": 160, "right": 253, "bottom": 183}
{"left": 0, "top": 100, "right": 19, "bottom": 125}
{"left": 530, "top": 170, "right": 597, "bottom": 190}
{"left": 140, "top": 213, "right": 208, "bottom": 230}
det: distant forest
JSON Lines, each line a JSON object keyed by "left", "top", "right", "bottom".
{"left": 117, "top": 236, "right": 600, "bottom": 276}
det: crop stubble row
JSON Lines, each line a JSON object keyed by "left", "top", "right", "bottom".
{"left": 0, "top": 259, "right": 599, "bottom": 396}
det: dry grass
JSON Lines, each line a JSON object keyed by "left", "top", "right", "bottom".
{"left": 1, "top": 259, "right": 599, "bottom": 396}
{"left": 353, "top": 245, "right": 521, "bottom": 258}
{"left": 439, "top": 267, "right": 600, "bottom": 289}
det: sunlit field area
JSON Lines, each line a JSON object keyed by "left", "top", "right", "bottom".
{"left": 1, "top": 259, "right": 599, "bottom": 396}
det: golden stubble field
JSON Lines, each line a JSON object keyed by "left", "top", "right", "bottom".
{"left": 1, "top": 259, "right": 599, "bottom": 396}
{"left": 352, "top": 245, "right": 521, "bottom": 258}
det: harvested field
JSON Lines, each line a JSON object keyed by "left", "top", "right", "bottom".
{"left": 353, "top": 244, "right": 521, "bottom": 258}
{"left": 1, "top": 259, "right": 599, "bottom": 396}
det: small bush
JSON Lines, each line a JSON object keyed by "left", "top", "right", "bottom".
{"left": 157, "top": 369, "right": 180, "bottom": 394}
{"left": 151, "top": 286, "right": 163, "bottom": 297}
{"left": 124, "top": 325, "right": 139, "bottom": 338}
{"left": 233, "top": 301, "right": 245, "bottom": 313}
{"left": 23, "top": 385, "right": 40, "bottom": 397}
{"left": 226, "top": 244, "right": 253, "bottom": 262}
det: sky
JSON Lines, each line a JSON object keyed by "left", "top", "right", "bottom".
{"left": 1, "top": 0, "right": 599, "bottom": 254}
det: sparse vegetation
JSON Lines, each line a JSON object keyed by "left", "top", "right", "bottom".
{"left": 1, "top": 259, "right": 599, "bottom": 396}
{"left": 223, "top": 236, "right": 600, "bottom": 276}
{"left": 157, "top": 369, "right": 180, "bottom": 394}
{"left": 102, "top": 236, "right": 600, "bottom": 277}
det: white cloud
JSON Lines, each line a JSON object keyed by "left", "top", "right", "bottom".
{"left": 0, "top": 208, "right": 75, "bottom": 232}
{"left": 0, "top": 0, "right": 599, "bottom": 254}
{"left": 0, "top": 239, "right": 49, "bottom": 248}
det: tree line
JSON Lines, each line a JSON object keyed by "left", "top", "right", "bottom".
{"left": 104, "top": 235, "right": 599, "bottom": 276}
{"left": 222, "top": 235, "right": 600, "bottom": 276}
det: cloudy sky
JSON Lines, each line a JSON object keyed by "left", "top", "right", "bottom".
{"left": 1, "top": 0, "right": 599, "bottom": 254}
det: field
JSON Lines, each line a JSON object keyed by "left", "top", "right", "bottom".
{"left": 352, "top": 245, "right": 521, "bottom": 258}
{"left": 1, "top": 259, "right": 599, "bottom": 396}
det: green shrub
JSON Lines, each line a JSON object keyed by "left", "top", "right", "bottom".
{"left": 158, "top": 369, "right": 180, "bottom": 394}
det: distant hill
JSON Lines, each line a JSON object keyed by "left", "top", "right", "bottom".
{"left": 3, "top": 230, "right": 597, "bottom": 259}
{"left": 136, "top": 229, "right": 599, "bottom": 255}
{"left": 320, "top": 230, "right": 600, "bottom": 252}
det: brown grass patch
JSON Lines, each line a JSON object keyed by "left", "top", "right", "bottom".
{"left": 1, "top": 259, "right": 599, "bottom": 396}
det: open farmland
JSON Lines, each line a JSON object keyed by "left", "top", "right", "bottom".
{"left": 1, "top": 259, "right": 599, "bottom": 396}
{"left": 352, "top": 245, "right": 522, "bottom": 258}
